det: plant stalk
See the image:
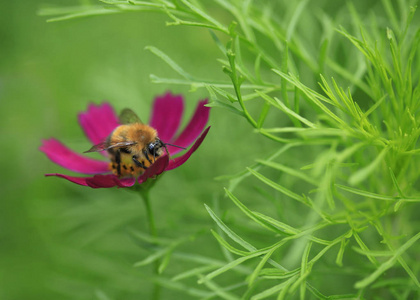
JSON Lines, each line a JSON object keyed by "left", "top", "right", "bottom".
{"left": 139, "top": 189, "right": 161, "bottom": 300}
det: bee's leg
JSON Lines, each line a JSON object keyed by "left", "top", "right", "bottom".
{"left": 115, "top": 149, "right": 122, "bottom": 176}
{"left": 132, "top": 155, "right": 147, "bottom": 170}
{"left": 143, "top": 149, "right": 153, "bottom": 164}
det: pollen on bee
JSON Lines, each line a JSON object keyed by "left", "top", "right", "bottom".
{"left": 108, "top": 162, "right": 145, "bottom": 177}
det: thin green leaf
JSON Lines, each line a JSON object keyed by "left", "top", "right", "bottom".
{"left": 257, "top": 101, "right": 271, "bottom": 128}
{"left": 173, "top": 252, "right": 249, "bottom": 274}
{"left": 94, "top": 290, "right": 112, "bottom": 300}
{"left": 199, "top": 277, "right": 242, "bottom": 300}
{"left": 272, "top": 70, "right": 348, "bottom": 127}
{"left": 45, "top": 6, "right": 122, "bottom": 22}
{"left": 281, "top": 44, "right": 290, "bottom": 107}
{"left": 336, "top": 184, "right": 420, "bottom": 202}
{"left": 250, "top": 276, "right": 297, "bottom": 300}
{"left": 150, "top": 274, "right": 213, "bottom": 297}
{"left": 209, "top": 29, "right": 227, "bottom": 54}
{"left": 348, "top": 146, "right": 388, "bottom": 185}
{"left": 158, "top": 249, "right": 173, "bottom": 274}
{"left": 205, "top": 100, "right": 245, "bottom": 117}
{"left": 179, "top": 0, "right": 228, "bottom": 32}
{"left": 225, "top": 143, "right": 300, "bottom": 192}
{"left": 246, "top": 168, "right": 307, "bottom": 204}
{"left": 133, "top": 247, "right": 168, "bottom": 267}
{"left": 254, "top": 53, "right": 262, "bottom": 83}
{"left": 352, "top": 232, "right": 379, "bottom": 266}
{"left": 251, "top": 212, "right": 299, "bottom": 235}
{"left": 352, "top": 247, "right": 394, "bottom": 257}
{"left": 171, "top": 265, "right": 218, "bottom": 281}
{"left": 327, "top": 294, "right": 361, "bottom": 300}
{"left": 389, "top": 167, "right": 405, "bottom": 197}
{"left": 297, "top": 241, "right": 312, "bottom": 299}
{"left": 248, "top": 243, "right": 281, "bottom": 286}
{"left": 355, "top": 232, "right": 420, "bottom": 289}
{"left": 149, "top": 74, "right": 233, "bottom": 89}
{"left": 205, "top": 204, "right": 256, "bottom": 251}
{"left": 206, "top": 203, "right": 288, "bottom": 273}
{"left": 198, "top": 251, "right": 266, "bottom": 284}
{"left": 335, "top": 238, "right": 349, "bottom": 267}
{"left": 210, "top": 230, "right": 251, "bottom": 256}
{"left": 225, "top": 188, "right": 293, "bottom": 235}
{"left": 146, "top": 46, "right": 194, "bottom": 80}
{"left": 256, "top": 91, "right": 316, "bottom": 128}
{"left": 326, "top": 58, "right": 373, "bottom": 98}
{"left": 258, "top": 268, "right": 300, "bottom": 279}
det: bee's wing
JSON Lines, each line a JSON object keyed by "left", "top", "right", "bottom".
{"left": 84, "top": 141, "right": 137, "bottom": 153}
{"left": 119, "top": 108, "right": 143, "bottom": 124}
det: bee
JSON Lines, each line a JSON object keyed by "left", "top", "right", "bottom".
{"left": 84, "top": 108, "right": 183, "bottom": 177}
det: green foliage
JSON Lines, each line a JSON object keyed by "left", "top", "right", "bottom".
{"left": 6, "top": 0, "right": 420, "bottom": 299}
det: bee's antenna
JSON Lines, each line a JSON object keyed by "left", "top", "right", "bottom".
{"left": 164, "top": 143, "right": 187, "bottom": 150}
{"left": 161, "top": 142, "right": 186, "bottom": 160}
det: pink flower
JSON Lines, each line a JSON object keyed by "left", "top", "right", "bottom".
{"left": 40, "top": 92, "right": 210, "bottom": 188}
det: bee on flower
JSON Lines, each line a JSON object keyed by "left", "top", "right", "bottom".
{"left": 40, "top": 92, "right": 210, "bottom": 188}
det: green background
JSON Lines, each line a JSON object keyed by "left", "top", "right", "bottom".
{"left": 2, "top": 1, "right": 417, "bottom": 299}
{"left": 0, "top": 1, "right": 275, "bottom": 299}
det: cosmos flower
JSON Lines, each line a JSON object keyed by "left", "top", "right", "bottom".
{"left": 40, "top": 92, "right": 210, "bottom": 188}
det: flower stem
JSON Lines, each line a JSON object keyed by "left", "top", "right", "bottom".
{"left": 139, "top": 189, "right": 161, "bottom": 300}
{"left": 142, "top": 191, "right": 157, "bottom": 237}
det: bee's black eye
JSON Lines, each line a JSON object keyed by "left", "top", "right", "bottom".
{"left": 148, "top": 143, "right": 157, "bottom": 155}
{"left": 148, "top": 140, "right": 163, "bottom": 157}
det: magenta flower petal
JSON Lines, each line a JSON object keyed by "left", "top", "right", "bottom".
{"left": 46, "top": 173, "right": 135, "bottom": 188}
{"left": 149, "top": 92, "right": 184, "bottom": 143}
{"left": 117, "top": 177, "right": 137, "bottom": 187}
{"left": 40, "top": 138, "right": 110, "bottom": 174}
{"left": 45, "top": 173, "right": 89, "bottom": 186}
{"left": 86, "top": 174, "right": 136, "bottom": 188}
{"left": 78, "top": 103, "right": 120, "bottom": 145}
{"left": 167, "top": 99, "right": 209, "bottom": 155}
{"left": 138, "top": 155, "right": 169, "bottom": 184}
{"left": 166, "top": 126, "right": 210, "bottom": 171}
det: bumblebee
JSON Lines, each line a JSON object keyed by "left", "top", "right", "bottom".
{"left": 85, "top": 108, "right": 182, "bottom": 177}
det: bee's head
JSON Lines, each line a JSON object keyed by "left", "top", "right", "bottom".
{"left": 147, "top": 138, "right": 164, "bottom": 158}
{"left": 147, "top": 138, "right": 187, "bottom": 162}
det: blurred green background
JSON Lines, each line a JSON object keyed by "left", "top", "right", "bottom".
{"left": 3, "top": 1, "right": 415, "bottom": 299}
{"left": 0, "top": 1, "right": 278, "bottom": 299}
